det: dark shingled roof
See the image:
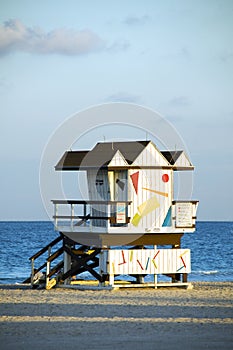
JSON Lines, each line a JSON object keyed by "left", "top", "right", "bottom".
{"left": 90, "top": 141, "right": 150, "bottom": 165}
{"left": 161, "top": 151, "right": 183, "bottom": 165}
{"left": 55, "top": 151, "right": 89, "bottom": 170}
{"left": 55, "top": 141, "right": 150, "bottom": 170}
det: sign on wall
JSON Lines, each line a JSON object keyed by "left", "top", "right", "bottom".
{"left": 175, "top": 202, "right": 193, "bottom": 228}
{"left": 116, "top": 202, "right": 126, "bottom": 223}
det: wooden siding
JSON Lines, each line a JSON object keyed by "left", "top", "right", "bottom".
{"left": 128, "top": 168, "right": 172, "bottom": 230}
{"left": 133, "top": 141, "right": 170, "bottom": 167}
{"left": 108, "top": 150, "right": 128, "bottom": 167}
{"left": 174, "top": 151, "right": 193, "bottom": 168}
{"left": 100, "top": 249, "right": 191, "bottom": 275}
{"left": 126, "top": 141, "right": 173, "bottom": 229}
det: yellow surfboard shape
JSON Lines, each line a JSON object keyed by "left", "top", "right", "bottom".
{"left": 131, "top": 196, "right": 160, "bottom": 227}
{"left": 138, "top": 196, "right": 160, "bottom": 217}
{"left": 131, "top": 213, "right": 142, "bottom": 226}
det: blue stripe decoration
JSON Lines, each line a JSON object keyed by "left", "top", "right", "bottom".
{"left": 145, "top": 257, "right": 150, "bottom": 270}
{"left": 162, "top": 206, "right": 172, "bottom": 227}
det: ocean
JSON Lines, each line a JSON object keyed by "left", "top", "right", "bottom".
{"left": 0, "top": 221, "right": 232, "bottom": 284}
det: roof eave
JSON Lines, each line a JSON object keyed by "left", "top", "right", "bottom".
{"left": 55, "top": 165, "right": 195, "bottom": 171}
{"left": 173, "top": 166, "right": 195, "bottom": 171}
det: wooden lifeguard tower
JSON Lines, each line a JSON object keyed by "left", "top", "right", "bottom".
{"left": 27, "top": 140, "right": 198, "bottom": 289}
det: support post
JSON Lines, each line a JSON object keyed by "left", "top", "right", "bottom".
{"left": 46, "top": 261, "right": 51, "bottom": 288}
{"left": 136, "top": 275, "right": 144, "bottom": 284}
{"left": 154, "top": 273, "right": 158, "bottom": 289}
{"left": 183, "top": 273, "right": 188, "bottom": 283}
{"left": 54, "top": 204, "right": 58, "bottom": 228}
{"left": 84, "top": 203, "right": 87, "bottom": 226}
{"left": 153, "top": 245, "right": 157, "bottom": 289}
{"left": 46, "top": 246, "right": 52, "bottom": 288}
{"left": 64, "top": 251, "right": 72, "bottom": 285}
{"left": 109, "top": 274, "right": 114, "bottom": 287}
{"left": 71, "top": 204, "right": 74, "bottom": 228}
{"left": 31, "top": 258, "right": 34, "bottom": 287}
{"left": 90, "top": 204, "right": 93, "bottom": 231}
{"left": 98, "top": 251, "right": 105, "bottom": 287}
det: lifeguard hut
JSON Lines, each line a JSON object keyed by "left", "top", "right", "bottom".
{"left": 27, "top": 140, "right": 198, "bottom": 289}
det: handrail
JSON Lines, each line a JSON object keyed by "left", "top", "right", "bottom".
{"left": 51, "top": 199, "right": 132, "bottom": 205}
{"left": 29, "top": 235, "right": 63, "bottom": 261}
{"left": 47, "top": 261, "right": 64, "bottom": 278}
{"left": 47, "top": 247, "right": 64, "bottom": 263}
{"left": 172, "top": 200, "right": 199, "bottom": 204}
{"left": 53, "top": 215, "right": 117, "bottom": 220}
{"left": 52, "top": 200, "right": 132, "bottom": 228}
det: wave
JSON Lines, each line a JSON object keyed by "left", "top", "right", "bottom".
{"left": 192, "top": 270, "right": 218, "bottom": 275}
{"left": 192, "top": 270, "right": 233, "bottom": 276}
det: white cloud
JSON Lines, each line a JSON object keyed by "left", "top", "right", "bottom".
{"left": 0, "top": 19, "right": 105, "bottom": 56}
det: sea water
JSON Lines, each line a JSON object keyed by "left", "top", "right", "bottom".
{"left": 0, "top": 221, "right": 232, "bottom": 284}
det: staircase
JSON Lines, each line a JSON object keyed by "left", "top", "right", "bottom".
{"left": 23, "top": 233, "right": 104, "bottom": 289}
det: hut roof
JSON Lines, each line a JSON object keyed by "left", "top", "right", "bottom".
{"left": 55, "top": 141, "right": 150, "bottom": 170}
{"left": 55, "top": 151, "right": 89, "bottom": 170}
{"left": 55, "top": 141, "right": 193, "bottom": 170}
{"left": 91, "top": 141, "right": 150, "bottom": 165}
{"left": 161, "top": 151, "right": 183, "bottom": 165}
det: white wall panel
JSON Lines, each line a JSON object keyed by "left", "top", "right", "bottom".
{"left": 101, "top": 249, "right": 191, "bottom": 275}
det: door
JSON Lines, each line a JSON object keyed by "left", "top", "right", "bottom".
{"left": 108, "top": 170, "right": 128, "bottom": 225}
{"left": 114, "top": 170, "right": 128, "bottom": 201}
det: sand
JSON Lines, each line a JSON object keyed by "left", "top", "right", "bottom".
{"left": 0, "top": 282, "right": 232, "bottom": 350}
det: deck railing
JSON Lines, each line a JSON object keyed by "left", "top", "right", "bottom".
{"left": 51, "top": 200, "right": 132, "bottom": 229}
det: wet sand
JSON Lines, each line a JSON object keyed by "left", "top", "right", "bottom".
{"left": 0, "top": 282, "right": 232, "bottom": 350}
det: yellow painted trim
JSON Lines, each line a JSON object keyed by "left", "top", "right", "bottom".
{"left": 46, "top": 278, "right": 56, "bottom": 290}
{"left": 143, "top": 187, "right": 168, "bottom": 197}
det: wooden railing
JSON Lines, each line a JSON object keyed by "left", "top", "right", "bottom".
{"left": 51, "top": 200, "right": 132, "bottom": 229}
{"left": 24, "top": 235, "right": 63, "bottom": 287}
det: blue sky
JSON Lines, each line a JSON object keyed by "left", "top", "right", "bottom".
{"left": 0, "top": 0, "right": 233, "bottom": 220}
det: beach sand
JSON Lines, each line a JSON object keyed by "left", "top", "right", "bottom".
{"left": 0, "top": 282, "right": 232, "bottom": 350}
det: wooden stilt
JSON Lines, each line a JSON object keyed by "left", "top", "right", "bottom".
{"left": 63, "top": 251, "right": 71, "bottom": 285}
{"left": 154, "top": 273, "right": 157, "bottom": 289}
{"left": 183, "top": 273, "right": 188, "bottom": 283}
{"left": 109, "top": 274, "right": 114, "bottom": 286}
{"left": 31, "top": 258, "right": 34, "bottom": 287}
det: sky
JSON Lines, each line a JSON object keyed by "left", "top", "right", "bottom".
{"left": 0, "top": 0, "right": 233, "bottom": 221}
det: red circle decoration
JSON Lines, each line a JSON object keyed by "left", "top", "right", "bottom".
{"left": 162, "top": 174, "right": 169, "bottom": 183}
